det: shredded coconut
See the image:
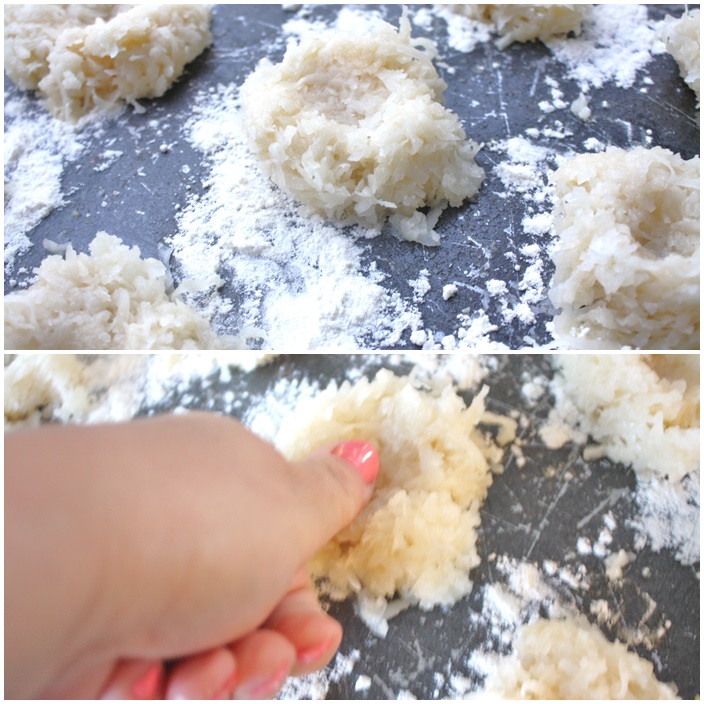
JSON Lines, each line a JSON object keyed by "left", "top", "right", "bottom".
{"left": 4, "top": 4, "right": 212, "bottom": 122}
{"left": 274, "top": 369, "right": 510, "bottom": 636}
{"left": 240, "top": 11, "right": 484, "bottom": 246}
{"left": 4, "top": 233, "right": 226, "bottom": 350}
{"left": 473, "top": 617, "right": 678, "bottom": 699}
{"left": 548, "top": 355, "right": 699, "bottom": 482}
{"left": 659, "top": 10, "right": 700, "bottom": 105}
{"left": 548, "top": 146, "right": 700, "bottom": 350}
{"left": 447, "top": 5, "right": 590, "bottom": 50}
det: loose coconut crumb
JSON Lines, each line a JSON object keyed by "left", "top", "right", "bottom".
{"left": 570, "top": 92, "right": 591, "bottom": 121}
{"left": 548, "top": 146, "right": 700, "bottom": 350}
{"left": 274, "top": 368, "right": 511, "bottom": 636}
{"left": 240, "top": 11, "right": 484, "bottom": 246}
{"left": 4, "top": 4, "right": 212, "bottom": 122}
{"left": 472, "top": 618, "right": 678, "bottom": 699}
{"left": 443, "top": 284, "right": 459, "bottom": 301}
{"left": 4, "top": 233, "right": 226, "bottom": 350}
{"left": 604, "top": 549, "right": 634, "bottom": 581}
{"left": 448, "top": 5, "right": 591, "bottom": 50}
{"left": 548, "top": 355, "right": 700, "bottom": 482}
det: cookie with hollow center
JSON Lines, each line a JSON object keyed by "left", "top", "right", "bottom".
{"left": 240, "top": 13, "right": 484, "bottom": 246}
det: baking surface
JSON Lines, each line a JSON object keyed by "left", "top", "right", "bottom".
{"left": 138, "top": 354, "right": 700, "bottom": 699}
{"left": 3, "top": 4, "right": 700, "bottom": 350}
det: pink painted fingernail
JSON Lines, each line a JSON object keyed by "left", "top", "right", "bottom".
{"left": 331, "top": 440, "right": 379, "bottom": 484}
{"left": 130, "top": 663, "right": 162, "bottom": 700}
{"left": 297, "top": 637, "right": 335, "bottom": 666}
{"left": 236, "top": 663, "right": 289, "bottom": 700}
{"left": 213, "top": 668, "right": 238, "bottom": 700}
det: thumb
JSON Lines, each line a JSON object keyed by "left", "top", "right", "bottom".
{"left": 285, "top": 440, "right": 379, "bottom": 563}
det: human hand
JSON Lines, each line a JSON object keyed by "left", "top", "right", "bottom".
{"left": 5, "top": 412, "right": 379, "bottom": 699}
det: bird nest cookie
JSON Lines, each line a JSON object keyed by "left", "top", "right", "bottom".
{"left": 241, "top": 13, "right": 484, "bottom": 246}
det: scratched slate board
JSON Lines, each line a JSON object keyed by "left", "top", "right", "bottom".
{"left": 139, "top": 354, "right": 700, "bottom": 699}
{"left": 3, "top": 5, "right": 700, "bottom": 350}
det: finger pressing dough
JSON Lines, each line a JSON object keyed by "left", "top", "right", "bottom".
{"left": 275, "top": 369, "right": 512, "bottom": 635}
{"left": 240, "top": 13, "right": 484, "bottom": 246}
{"left": 548, "top": 146, "right": 700, "bottom": 350}
{"left": 4, "top": 4, "right": 212, "bottom": 122}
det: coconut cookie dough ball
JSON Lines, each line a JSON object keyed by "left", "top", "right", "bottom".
{"left": 240, "top": 14, "right": 484, "bottom": 246}
{"left": 659, "top": 9, "right": 700, "bottom": 105}
{"left": 548, "top": 146, "right": 700, "bottom": 350}
{"left": 4, "top": 4, "right": 212, "bottom": 122}
{"left": 450, "top": 4, "right": 591, "bottom": 49}
{"left": 4, "top": 355, "right": 92, "bottom": 428}
{"left": 275, "top": 369, "right": 512, "bottom": 635}
{"left": 551, "top": 354, "right": 699, "bottom": 482}
{"left": 4, "top": 5, "right": 124, "bottom": 90}
{"left": 4, "top": 233, "right": 224, "bottom": 350}
{"left": 476, "top": 618, "right": 678, "bottom": 699}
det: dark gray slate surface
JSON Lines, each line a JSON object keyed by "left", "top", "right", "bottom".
{"left": 3, "top": 5, "right": 700, "bottom": 349}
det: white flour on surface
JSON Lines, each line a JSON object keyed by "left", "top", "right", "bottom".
{"left": 629, "top": 473, "right": 700, "bottom": 567}
{"left": 483, "top": 136, "right": 569, "bottom": 333}
{"left": 278, "top": 649, "right": 361, "bottom": 700}
{"left": 433, "top": 4, "right": 667, "bottom": 91}
{"left": 170, "top": 84, "right": 423, "bottom": 349}
{"left": 4, "top": 97, "right": 89, "bottom": 277}
{"left": 545, "top": 4, "right": 667, "bottom": 91}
